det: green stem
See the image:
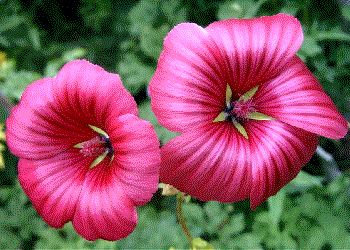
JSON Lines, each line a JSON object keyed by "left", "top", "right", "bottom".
{"left": 176, "top": 193, "right": 193, "bottom": 248}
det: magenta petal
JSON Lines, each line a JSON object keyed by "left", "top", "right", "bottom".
{"left": 150, "top": 14, "right": 304, "bottom": 133}
{"left": 206, "top": 13, "right": 303, "bottom": 95}
{"left": 160, "top": 122, "right": 253, "bottom": 203}
{"left": 107, "top": 114, "right": 161, "bottom": 206}
{"left": 7, "top": 59, "right": 161, "bottom": 240}
{"left": 6, "top": 79, "right": 95, "bottom": 160}
{"left": 254, "top": 56, "right": 348, "bottom": 139}
{"left": 18, "top": 149, "right": 91, "bottom": 228}
{"left": 246, "top": 120, "right": 318, "bottom": 209}
{"left": 72, "top": 159, "right": 137, "bottom": 241}
{"left": 149, "top": 23, "right": 228, "bottom": 133}
{"left": 53, "top": 60, "right": 138, "bottom": 130}
{"left": 160, "top": 120, "right": 317, "bottom": 209}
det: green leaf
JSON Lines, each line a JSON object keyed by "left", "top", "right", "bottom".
{"left": 336, "top": 44, "right": 350, "bottom": 68}
{"left": 296, "top": 193, "right": 322, "bottom": 218}
{"left": 300, "top": 35, "right": 322, "bottom": 57}
{"left": 218, "top": 1, "right": 245, "bottom": 20}
{"left": 227, "top": 233, "right": 262, "bottom": 249}
{"left": 80, "top": 0, "right": 112, "bottom": 31}
{"left": 268, "top": 188, "right": 285, "bottom": 230}
{"left": 118, "top": 53, "right": 155, "bottom": 95}
{"left": 280, "top": 232, "right": 298, "bottom": 249}
{"left": 0, "top": 230, "right": 21, "bottom": 249}
{"left": 314, "top": 27, "right": 350, "bottom": 41}
{"left": 204, "top": 201, "right": 222, "bottom": 218}
{"left": 183, "top": 202, "right": 205, "bottom": 225}
{"left": 341, "top": 6, "right": 350, "bottom": 20}
{"left": 204, "top": 201, "right": 225, "bottom": 233}
{"left": 253, "top": 211, "right": 271, "bottom": 237}
{"left": 140, "top": 25, "right": 170, "bottom": 60}
{"left": 280, "top": 2, "right": 300, "bottom": 16}
{"left": 284, "top": 170, "right": 323, "bottom": 193}
{"left": 1, "top": 71, "right": 42, "bottom": 101}
{"left": 28, "top": 27, "right": 41, "bottom": 50}
{"left": 44, "top": 48, "right": 86, "bottom": 78}
{"left": 161, "top": 0, "right": 187, "bottom": 26}
{"left": 182, "top": 202, "right": 205, "bottom": 236}
{"left": 62, "top": 48, "right": 86, "bottom": 63}
{"left": 304, "top": 227, "right": 326, "bottom": 249}
{"left": 317, "top": 213, "right": 348, "bottom": 248}
{"left": 0, "top": 15, "right": 26, "bottom": 33}
{"left": 128, "top": 0, "right": 160, "bottom": 35}
{"left": 219, "top": 213, "right": 245, "bottom": 239}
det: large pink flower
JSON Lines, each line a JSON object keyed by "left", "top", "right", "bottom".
{"left": 149, "top": 14, "right": 348, "bottom": 209}
{"left": 6, "top": 60, "right": 161, "bottom": 241}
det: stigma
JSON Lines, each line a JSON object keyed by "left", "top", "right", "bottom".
{"left": 80, "top": 135, "right": 113, "bottom": 158}
{"left": 226, "top": 98, "right": 257, "bottom": 123}
{"left": 213, "top": 84, "right": 274, "bottom": 139}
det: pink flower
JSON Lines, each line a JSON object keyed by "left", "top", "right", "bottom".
{"left": 149, "top": 14, "right": 348, "bottom": 209}
{"left": 6, "top": 60, "right": 161, "bottom": 241}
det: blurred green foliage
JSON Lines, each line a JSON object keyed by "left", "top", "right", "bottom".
{"left": 0, "top": 0, "right": 350, "bottom": 249}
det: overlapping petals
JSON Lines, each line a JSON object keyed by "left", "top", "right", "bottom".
{"left": 150, "top": 14, "right": 348, "bottom": 208}
{"left": 150, "top": 14, "right": 304, "bottom": 133}
{"left": 253, "top": 56, "right": 348, "bottom": 139}
{"left": 160, "top": 121, "right": 317, "bottom": 209}
{"left": 6, "top": 60, "right": 161, "bottom": 241}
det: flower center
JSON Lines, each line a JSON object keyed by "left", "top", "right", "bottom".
{"left": 80, "top": 135, "right": 113, "bottom": 158}
{"left": 227, "top": 98, "right": 257, "bottom": 123}
{"left": 213, "top": 85, "right": 274, "bottom": 139}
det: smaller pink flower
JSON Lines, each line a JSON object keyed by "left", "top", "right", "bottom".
{"left": 6, "top": 60, "right": 161, "bottom": 241}
{"left": 149, "top": 14, "right": 349, "bottom": 209}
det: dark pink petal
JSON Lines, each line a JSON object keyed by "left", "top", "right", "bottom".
{"left": 72, "top": 158, "right": 137, "bottom": 241}
{"left": 149, "top": 23, "right": 228, "bottom": 133}
{"left": 253, "top": 56, "right": 348, "bottom": 139}
{"left": 18, "top": 148, "right": 91, "bottom": 228}
{"left": 206, "top": 13, "right": 303, "bottom": 95}
{"left": 150, "top": 14, "right": 303, "bottom": 133}
{"left": 160, "top": 122, "right": 253, "bottom": 203}
{"left": 246, "top": 120, "right": 317, "bottom": 209}
{"left": 160, "top": 120, "right": 317, "bottom": 209}
{"left": 6, "top": 78, "right": 96, "bottom": 160}
{"left": 107, "top": 114, "right": 161, "bottom": 206}
{"left": 7, "top": 59, "right": 160, "bottom": 241}
{"left": 53, "top": 60, "right": 138, "bottom": 131}
{"left": 6, "top": 60, "right": 139, "bottom": 161}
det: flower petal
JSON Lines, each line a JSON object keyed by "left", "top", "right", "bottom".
{"left": 18, "top": 148, "right": 91, "bottom": 228}
{"left": 150, "top": 14, "right": 303, "bottom": 133}
{"left": 149, "top": 23, "right": 228, "bottom": 133}
{"left": 160, "top": 120, "right": 317, "bottom": 209}
{"left": 6, "top": 60, "right": 140, "bottom": 161}
{"left": 253, "top": 56, "right": 348, "bottom": 139}
{"left": 72, "top": 158, "right": 137, "bottom": 241}
{"left": 160, "top": 122, "right": 253, "bottom": 203}
{"left": 53, "top": 60, "right": 138, "bottom": 130}
{"left": 206, "top": 13, "right": 303, "bottom": 95}
{"left": 6, "top": 78, "right": 96, "bottom": 160}
{"left": 246, "top": 120, "right": 318, "bottom": 209}
{"left": 107, "top": 113, "right": 161, "bottom": 206}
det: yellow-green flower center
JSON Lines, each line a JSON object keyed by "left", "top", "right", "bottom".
{"left": 213, "top": 85, "right": 274, "bottom": 139}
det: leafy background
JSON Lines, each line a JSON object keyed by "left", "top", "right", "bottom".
{"left": 0, "top": 0, "right": 350, "bottom": 249}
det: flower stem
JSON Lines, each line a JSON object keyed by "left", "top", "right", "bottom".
{"left": 176, "top": 193, "right": 193, "bottom": 248}
{"left": 316, "top": 145, "right": 342, "bottom": 182}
